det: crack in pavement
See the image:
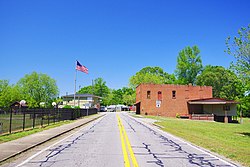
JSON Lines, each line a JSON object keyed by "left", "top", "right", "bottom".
{"left": 121, "top": 115, "right": 136, "bottom": 132}
{"left": 125, "top": 114, "right": 233, "bottom": 167}
{"left": 38, "top": 115, "right": 106, "bottom": 167}
{"left": 143, "top": 142, "right": 164, "bottom": 167}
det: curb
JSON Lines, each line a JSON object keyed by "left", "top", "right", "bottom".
{"left": 0, "top": 114, "right": 105, "bottom": 164}
{"left": 152, "top": 122, "right": 164, "bottom": 129}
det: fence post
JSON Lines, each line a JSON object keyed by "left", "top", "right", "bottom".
{"left": 53, "top": 109, "right": 56, "bottom": 124}
{"left": 33, "top": 109, "right": 35, "bottom": 129}
{"left": 23, "top": 108, "right": 25, "bottom": 131}
{"left": 71, "top": 109, "right": 74, "bottom": 120}
{"left": 57, "top": 107, "right": 60, "bottom": 122}
{"left": 57, "top": 108, "right": 59, "bottom": 122}
{"left": 9, "top": 107, "right": 13, "bottom": 134}
{"left": 48, "top": 109, "right": 50, "bottom": 125}
{"left": 0, "top": 122, "right": 3, "bottom": 134}
{"left": 41, "top": 110, "right": 43, "bottom": 127}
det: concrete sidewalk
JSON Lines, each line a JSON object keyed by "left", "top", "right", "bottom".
{"left": 0, "top": 113, "right": 105, "bottom": 163}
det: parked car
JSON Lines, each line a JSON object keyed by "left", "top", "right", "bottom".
{"left": 100, "top": 106, "right": 107, "bottom": 112}
{"left": 107, "top": 105, "right": 116, "bottom": 112}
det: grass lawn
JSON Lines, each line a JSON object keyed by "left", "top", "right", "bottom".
{"left": 0, "top": 114, "right": 59, "bottom": 134}
{"left": 146, "top": 116, "right": 250, "bottom": 167}
{"left": 0, "top": 120, "right": 74, "bottom": 144}
{"left": 0, "top": 113, "right": 98, "bottom": 144}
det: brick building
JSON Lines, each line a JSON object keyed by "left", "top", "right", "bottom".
{"left": 135, "top": 84, "right": 238, "bottom": 122}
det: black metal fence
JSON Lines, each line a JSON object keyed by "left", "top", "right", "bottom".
{"left": 0, "top": 108, "right": 97, "bottom": 135}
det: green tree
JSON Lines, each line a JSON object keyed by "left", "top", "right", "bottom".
{"left": 78, "top": 78, "right": 110, "bottom": 106}
{"left": 240, "top": 95, "right": 250, "bottom": 117}
{"left": 93, "top": 78, "right": 109, "bottom": 98}
{"left": 110, "top": 89, "right": 123, "bottom": 105}
{"left": 102, "top": 91, "right": 113, "bottom": 106}
{"left": 121, "top": 87, "right": 136, "bottom": 106}
{"left": 107, "top": 87, "right": 136, "bottom": 106}
{"left": 226, "top": 24, "right": 250, "bottom": 117}
{"left": 17, "top": 72, "right": 59, "bottom": 108}
{"left": 226, "top": 24, "right": 250, "bottom": 92}
{"left": 78, "top": 85, "right": 93, "bottom": 94}
{"left": 0, "top": 80, "right": 22, "bottom": 108}
{"left": 129, "top": 66, "right": 175, "bottom": 88}
{"left": 0, "top": 80, "right": 10, "bottom": 108}
{"left": 196, "top": 65, "right": 244, "bottom": 100}
{"left": 78, "top": 78, "right": 109, "bottom": 97}
{"left": 175, "top": 46, "right": 203, "bottom": 85}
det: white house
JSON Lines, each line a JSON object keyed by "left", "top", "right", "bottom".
{"left": 60, "top": 94, "right": 101, "bottom": 109}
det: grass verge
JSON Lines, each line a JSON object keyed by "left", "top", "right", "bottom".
{"left": 0, "top": 113, "right": 99, "bottom": 144}
{"left": 0, "top": 120, "right": 74, "bottom": 144}
{"left": 145, "top": 116, "right": 250, "bottom": 167}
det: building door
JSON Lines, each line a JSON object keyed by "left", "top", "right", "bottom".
{"left": 135, "top": 102, "right": 141, "bottom": 114}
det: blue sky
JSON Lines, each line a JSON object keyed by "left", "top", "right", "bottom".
{"left": 0, "top": 0, "right": 249, "bottom": 96}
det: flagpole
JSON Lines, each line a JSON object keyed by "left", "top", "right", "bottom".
{"left": 74, "top": 64, "right": 77, "bottom": 107}
{"left": 74, "top": 60, "right": 88, "bottom": 107}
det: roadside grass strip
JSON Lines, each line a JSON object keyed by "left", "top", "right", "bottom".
{"left": 146, "top": 116, "right": 250, "bottom": 167}
{"left": 117, "top": 114, "right": 139, "bottom": 167}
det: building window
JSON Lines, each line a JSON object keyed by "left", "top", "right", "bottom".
{"left": 147, "top": 91, "right": 151, "bottom": 99}
{"left": 172, "top": 90, "right": 176, "bottom": 99}
{"left": 223, "top": 105, "right": 230, "bottom": 111}
{"left": 158, "top": 91, "right": 162, "bottom": 100}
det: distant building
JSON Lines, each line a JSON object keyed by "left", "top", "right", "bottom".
{"left": 188, "top": 98, "right": 238, "bottom": 122}
{"left": 135, "top": 84, "right": 238, "bottom": 122}
{"left": 60, "top": 94, "right": 101, "bottom": 109}
{"left": 10, "top": 101, "right": 28, "bottom": 109}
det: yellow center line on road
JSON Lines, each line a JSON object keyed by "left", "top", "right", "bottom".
{"left": 117, "top": 114, "right": 130, "bottom": 167}
{"left": 117, "top": 114, "right": 139, "bottom": 167}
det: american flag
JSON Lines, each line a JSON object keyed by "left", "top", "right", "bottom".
{"left": 76, "top": 60, "right": 88, "bottom": 74}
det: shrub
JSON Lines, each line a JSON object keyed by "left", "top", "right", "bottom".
{"left": 63, "top": 105, "right": 73, "bottom": 109}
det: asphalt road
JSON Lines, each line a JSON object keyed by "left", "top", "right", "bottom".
{"left": 6, "top": 112, "right": 238, "bottom": 167}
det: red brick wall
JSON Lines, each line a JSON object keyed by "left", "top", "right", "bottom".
{"left": 136, "top": 84, "right": 212, "bottom": 117}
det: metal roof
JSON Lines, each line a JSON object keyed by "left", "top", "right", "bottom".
{"left": 62, "top": 94, "right": 102, "bottom": 99}
{"left": 188, "top": 98, "right": 239, "bottom": 105}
